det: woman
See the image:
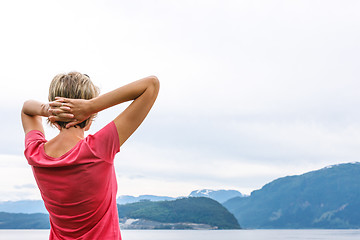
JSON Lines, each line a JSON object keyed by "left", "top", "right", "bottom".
{"left": 21, "top": 72, "right": 160, "bottom": 239}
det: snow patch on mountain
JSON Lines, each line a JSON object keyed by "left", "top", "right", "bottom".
{"left": 189, "top": 189, "right": 246, "bottom": 203}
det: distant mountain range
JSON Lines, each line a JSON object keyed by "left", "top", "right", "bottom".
{"left": 116, "top": 189, "right": 245, "bottom": 205}
{"left": 0, "top": 200, "right": 46, "bottom": 214}
{"left": 116, "top": 195, "right": 176, "bottom": 205}
{"left": 0, "top": 197, "right": 240, "bottom": 229}
{"left": 224, "top": 162, "right": 360, "bottom": 229}
{"left": 0, "top": 189, "right": 244, "bottom": 214}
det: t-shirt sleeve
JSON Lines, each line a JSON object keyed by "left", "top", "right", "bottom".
{"left": 24, "top": 130, "right": 46, "bottom": 165}
{"left": 87, "top": 121, "right": 120, "bottom": 163}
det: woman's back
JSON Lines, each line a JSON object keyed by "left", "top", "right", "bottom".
{"left": 25, "top": 122, "right": 121, "bottom": 239}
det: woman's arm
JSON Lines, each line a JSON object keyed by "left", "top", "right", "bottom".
{"left": 21, "top": 100, "right": 50, "bottom": 134}
{"left": 22, "top": 100, "right": 73, "bottom": 134}
{"left": 51, "top": 76, "right": 160, "bottom": 146}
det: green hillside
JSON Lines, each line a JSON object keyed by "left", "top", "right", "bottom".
{"left": 224, "top": 162, "right": 360, "bottom": 229}
{"left": 118, "top": 197, "right": 241, "bottom": 229}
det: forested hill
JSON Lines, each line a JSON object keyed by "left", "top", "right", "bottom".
{"left": 118, "top": 197, "right": 241, "bottom": 229}
{"left": 224, "top": 162, "right": 360, "bottom": 229}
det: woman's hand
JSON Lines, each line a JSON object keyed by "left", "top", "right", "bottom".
{"left": 49, "top": 97, "right": 93, "bottom": 128}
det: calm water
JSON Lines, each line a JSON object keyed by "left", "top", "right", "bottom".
{"left": 1, "top": 229, "right": 360, "bottom": 240}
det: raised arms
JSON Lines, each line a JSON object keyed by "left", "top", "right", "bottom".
{"left": 50, "top": 76, "right": 160, "bottom": 146}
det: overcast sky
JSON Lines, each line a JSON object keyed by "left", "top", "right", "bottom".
{"left": 1, "top": 0, "right": 360, "bottom": 201}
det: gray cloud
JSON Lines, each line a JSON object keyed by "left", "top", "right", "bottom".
{"left": 14, "top": 184, "right": 37, "bottom": 190}
{"left": 1, "top": 0, "right": 360, "bottom": 198}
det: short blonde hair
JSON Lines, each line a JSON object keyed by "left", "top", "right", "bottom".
{"left": 48, "top": 72, "right": 100, "bottom": 128}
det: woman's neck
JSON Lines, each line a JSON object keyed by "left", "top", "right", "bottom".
{"left": 43, "top": 127, "right": 86, "bottom": 158}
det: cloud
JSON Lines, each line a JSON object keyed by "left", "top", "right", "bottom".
{"left": 14, "top": 184, "right": 37, "bottom": 190}
{"left": 1, "top": 0, "right": 360, "bottom": 199}
{"left": 113, "top": 141, "right": 337, "bottom": 196}
{"left": 0, "top": 155, "right": 41, "bottom": 201}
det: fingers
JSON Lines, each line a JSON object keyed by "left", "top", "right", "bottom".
{"left": 49, "top": 102, "right": 71, "bottom": 110}
{"left": 50, "top": 97, "right": 73, "bottom": 109}
{"left": 49, "top": 99, "right": 72, "bottom": 114}
{"left": 48, "top": 97, "right": 77, "bottom": 129}
{"left": 65, "top": 121, "right": 80, "bottom": 129}
{"left": 48, "top": 113, "right": 75, "bottom": 122}
{"left": 54, "top": 97, "right": 69, "bottom": 102}
{"left": 53, "top": 122, "right": 62, "bottom": 130}
{"left": 49, "top": 97, "right": 82, "bottom": 129}
{"left": 49, "top": 107, "right": 71, "bottom": 115}
{"left": 49, "top": 115, "right": 78, "bottom": 129}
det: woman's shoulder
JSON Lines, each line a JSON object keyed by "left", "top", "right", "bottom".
{"left": 25, "top": 129, "right": 47, "bottom": 146}
{"left": 85, "top": 121, "right": 120, "bottom": 162}
{"left": 89, "top": 121, "right": 118, "bottom": 139}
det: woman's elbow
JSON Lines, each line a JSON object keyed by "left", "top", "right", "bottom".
{"left": 149, "top": 75, "right": 159, "bottom": 84}
{"left": 148, "top": 75, "right": 160, "bottom": 91}
{"left": 22, "top": 100, "right": 31, "bottom": 113}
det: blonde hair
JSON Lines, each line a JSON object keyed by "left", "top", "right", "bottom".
{"left": 48, "top": 72, "right": 100, "bottom": 128}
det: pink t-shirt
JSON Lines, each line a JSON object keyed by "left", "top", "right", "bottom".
{"left": 24, "top": 122, "right": 121, "bottom": 240}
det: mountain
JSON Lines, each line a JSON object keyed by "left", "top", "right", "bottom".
{"left": 0, "top": 212, "right": 49, "bottom": 229}
{"left": 0, "top": 200, "right": 47, "bottom": 214}
{"left": 0, "top": 189, "right": 242, "bottom": 214}
{"left": 117, "top": 195, "right": 175, "bottom": 205}
{"left": 118, "top": 197, "right": 241, "bottom": 229}
{"left": 223, "top": 162, "right": 360, "bottom": 229}
{"left": 189, "top": 189, "right": 245, "bottom": 203}
{"left": 116, "top": 189, "right": 245, "bottom": 205}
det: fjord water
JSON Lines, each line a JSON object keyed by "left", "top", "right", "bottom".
{"left": 1, "top": 230, "right": 360, "bottom": 240}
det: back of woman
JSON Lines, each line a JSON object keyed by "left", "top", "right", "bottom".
{"left": 25, "top": 122, "right": 120, "bottom": 239}
{"left": 22, "top": 72, "right": 159, "bottom": 239}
